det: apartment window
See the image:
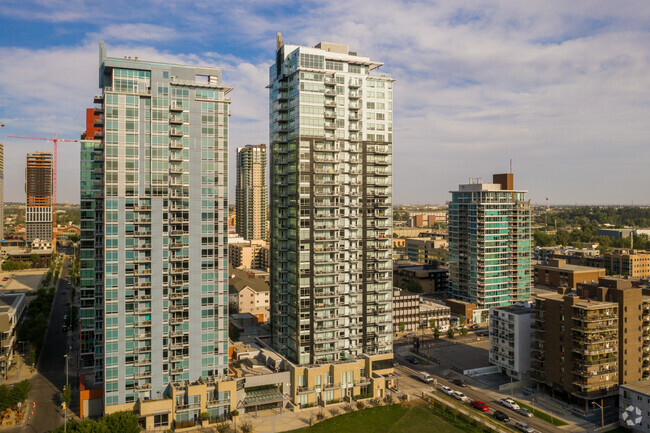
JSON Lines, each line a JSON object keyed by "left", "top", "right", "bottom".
{"left": 154, "top": 414, "right": 168, "bottom": 427}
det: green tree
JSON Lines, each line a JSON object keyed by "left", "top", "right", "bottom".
{"left": 404, "top": 280, "right": 423, "bottom": 293}
{"left": 100, "top": 411, "right": 140, "bottom": 433}
{"left": 460, "top": 327, "right": 468, "bottom": 337}
{"left": 62, "top": 387, "right": 72, "bottom": 407}
{"left": 447, "top": 328, "right": 455, "bottom": 339}
{"left": 30, "top": 254, "right": 39, "bottom": 262}
{"left": 429, "top": 318, "right": 436, "bottom": 329}
{"left": 398, "top": 322, "right": 405, "bottom": 333}
{"left": 433, "top": 327, "right": 440, "bottom": 340}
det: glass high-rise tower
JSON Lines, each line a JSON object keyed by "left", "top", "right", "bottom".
{"left": 448, "top": 173, "right": 532, "bottom": 310}
{"left": 269, "top": 34, "right": 394, "bottom": 365}
{"left": 236, "top": 144, "right": 267, "bottom": 241}
{"left": 81, "top": 42, "right": 231, "bottom": 412}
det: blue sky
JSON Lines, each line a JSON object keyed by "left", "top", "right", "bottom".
{"left": 0, "top": 0, "right": 649, "bottom": 204}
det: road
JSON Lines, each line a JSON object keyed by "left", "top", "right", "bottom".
{"left": 394, "top": 360, "right": 567, "bottom": 433}
{"left": 10, "top": 257, "right": 71, "bottom": 433}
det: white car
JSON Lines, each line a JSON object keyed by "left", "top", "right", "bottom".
{"left": 452, "top": 391, "right": 469, "bottom": 402}
{"left": 500, "top": 398, "right": 520, "bottom": 411}
{"left": 440, "top": 385, "right": 454, "bottom": 396}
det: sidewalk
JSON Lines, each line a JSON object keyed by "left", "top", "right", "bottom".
{"left": 1, "top": 355, "right": 36, "bottom": 385}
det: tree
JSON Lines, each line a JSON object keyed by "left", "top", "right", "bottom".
{"left": 30, "top": 253, "right": 39, "bottom": 262}
{"left": 447, "top": 328, "right": 455, "bottom": 339}
{"left": 62, "top": 387, "right": 72, "bottom": 407}
{"left": 404, "top": 280, "right": 423, "bottom": 293}
{"left": 460, "top": 327, "right": 468, "bottom": 337}
{"left": 398, "top": 322, "right": 405, "bottom": 333}
{"left": 429, "top": 318, "right": 436, "bottom": 329}
{"left": 100, "top": 411, "right": 141, "bottom": 433}
{"left": 433, "top": 327, "right": 440, "bottom": 340}
{"left": 239, "top": 421, "right": 254, "bottom": 433}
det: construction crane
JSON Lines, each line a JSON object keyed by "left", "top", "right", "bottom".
{"left": 7, "top": 132, "right": 78, "bottom": 253}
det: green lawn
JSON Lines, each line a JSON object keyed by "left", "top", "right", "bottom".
{"left": 512, "top": 399, "right": 568, "bottom": 426}
{"left": 287, "top": 403, "right": 496, "bottom": 433}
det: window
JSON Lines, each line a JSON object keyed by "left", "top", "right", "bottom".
{"left": 154, "top": 414, "right": 168, "bottom": 427}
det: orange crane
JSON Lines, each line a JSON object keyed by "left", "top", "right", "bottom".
{"left": 7, "top": 132, "right": 78, "bottom": 253}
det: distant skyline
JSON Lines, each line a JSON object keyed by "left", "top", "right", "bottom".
{"left": 0, "top": 1, "right": 649, "bottom": 204}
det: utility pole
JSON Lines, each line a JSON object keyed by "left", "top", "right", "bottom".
{"left": 592, "top": 400, "right": 604, "bottom": 432}
{"left": 64, "top": 354, "right": 69, "bottom": 433}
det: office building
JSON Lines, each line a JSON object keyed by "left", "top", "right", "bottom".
{"left": 269, "top": 34, "right": 393, "bottom": 365}
{"left": 393, "top": 260, "right": 448, "bottom": 294}
{"left": 604, "top": 249, "right": 650, "bottom": 278}
{"left": 419, "top": 300, "right": 451, "bottom": 330}
{"left": 25, "top": 152, "right": 53, "bottom": 243}
{"left": 236, "top": 144, "right": 267, "bottom": 241}
{"left": 407, "top": 211, "right": 447, "bottom": 228}
{"left": 405, "top": 235, "right": 448, "bottom": 264}
{"left": 448, "top": 173, "right": 532, "bottom": 309}
{"left": 532, "top": 279, "right": 650, "bottom": 409}
{"left": 81, "top": 42, "right": 232, "bottom": 421}
{"left": 534, "top": 258, "right": 606, "bottom": 289}
{"left": 489, "top": 302, "right": 532, "bottom": 380}
{"left": 393, "top": 288, "right": 420, "bottom": 332}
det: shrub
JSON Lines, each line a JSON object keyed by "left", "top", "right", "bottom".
{"left": 370, "top": 398, "right": 382, "bottom": 407}
{"left": 239, "top": 421, "right": 254, "bottom": 433}
{"left": 342, "top": 403, "right": 354, "bottom": 412}
{"left": 383, "top": 394, "right": 394, "bottom": 405}
{"left": 328, "top": 408, "right": 340, "bottom": 416}
{"left": 355, "top": 401, "right": 365, "bottom": 410}
{"left": 398, "top": 394, "right": 408, "bottom": 403}
{"left": 201, "top": 412, "right": 209, "bottom": 421}
{"left": 315, "top": 412, "right": 325, "bottom": 421}
{"left": 216, "top": 422, "right": 232, "bottom": 433}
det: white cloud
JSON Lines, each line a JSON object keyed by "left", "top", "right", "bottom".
{"left": 0, "top": 0, "right": 649, "bottom": 204}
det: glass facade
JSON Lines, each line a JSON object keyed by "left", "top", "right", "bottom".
{"left": 448, "top": 186, "right": 532, "bottom": 308}
{"left": 269, "top": 41, "right": 393, "bottom": 365}
{"left": 83, "top": 49, "right": 231, "bottom": 408}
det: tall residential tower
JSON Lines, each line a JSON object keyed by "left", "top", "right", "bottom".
{"left": 0, "top": 143, "right": 4, "bottom": 241}
{"left": 25, "top": 152, "right": 53, "bottom": 243}
{"left": 235, "top": 144, "right": 267, "bottom": 240}
{"left": 269, "top": 35, "right": 394, "bottom": 365}
{"left": 448, "top": 173, "right": 532, "bottom": 309}
{"left": 82, "top": 42, "right": 232, "bottom": 419}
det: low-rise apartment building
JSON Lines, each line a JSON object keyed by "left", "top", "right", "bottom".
{"left": 229, "top": 268, "right": 270, "bottom": 322}
{"left": 535, "top": 259, "right": 607, "bottom": 289}
{"left": 0, "top": 293, "right": 26, "bottom": 378}
{"left": 489, "top": 302, "right": 532, "bottom": 380}
{"left": 604, "top": 249, "right": 650, "bottom": 278}
{"left": 620, "top": 380, "right": 650, "bottom": 432}
{"left": 419, "top": 300, "right": 451, "bottom": 330}
{"left": 393, "top": 288, "right": 419, "bottom": 332}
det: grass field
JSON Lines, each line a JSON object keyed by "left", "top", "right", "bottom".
{"left": 512, "top": 399, "right": 568, "bottom": 426}
{"left": 287, "top": 403, "right": 497, "bottom": 433}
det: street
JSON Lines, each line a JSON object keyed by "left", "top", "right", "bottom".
{"left": 9, "top": 257, "right": 72, "bottom": 433}
{"left": 394, "top": 363, "right": 567, "bottom": 433}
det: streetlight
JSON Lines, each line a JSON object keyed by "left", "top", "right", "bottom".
{"left": 592, "top": 399, "right": 604, "bottom": 432}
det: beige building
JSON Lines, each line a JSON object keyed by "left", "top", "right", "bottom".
{"left": 229, "top": 240, "right": 269, "bottom": 270}
{"left": 604, "top": 249, "right": 650, "bottom": 278}
{"left": 405, "top": 236, "right": 448, "bottom": 264}
{"left": 0, "top": 293, "right": 26, "bottom": 378}
{"left": 534, "top": 258, "right": 606, "bottom": 289}
{"left": 106, "top": 340, "right": 395, "bottom": 430}
{"left": 532, "top": 278, "right": 650, "bottom": 410}
{"left": 408, "top": 211, "right": 447, "bottom": 228}
{"left": 236, "top": 144, "right": 267, "bottom": 241}
{"left": 229, "top": 267, "right": 270, "bottom": 322}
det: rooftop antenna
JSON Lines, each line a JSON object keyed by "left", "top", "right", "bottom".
{"left": 509, "top": 158, "right": 513, "bottom": 173}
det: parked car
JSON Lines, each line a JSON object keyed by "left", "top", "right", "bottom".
{"left": 452, "top": 391, "right": 469, "bottom": 402}
{"left": 417, "top": 371, "right": 434, "bottom": 384}
{"left": 407, "top": 356, "right": 419, "bottom": 364}
{"left": 518, "top": 407, "right": 533, "bottom": 417}
{"left": 514, "top": 420, "right": 534, "bottom": 432}
{"left": 471, "top": 400, "right": 489, "bottom": 412}
{"left": 493, "top": 410, "right": 510, "bottom": 422}
{"left": 452, "top": 379, "right": 467, "bottom": 387}
{"left": 440, "top": 385, "right": 454, "bottom": 396}
{"left": 499, "top": 398, "right": 520, "bottom": 411}
{"left": 469, "top": 324, "right": 480, "bottom": 330}
{"left": 406, "top": 333, "right": 416, "bottom": 338}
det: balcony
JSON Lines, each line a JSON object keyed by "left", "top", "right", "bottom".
{"left": 169, "top": 115, "right": 183, "bottom": 124}
{"left": 170, "top": 128, "right": 184, "bottom": 137}
{"left": 170, "top": 103, "right": 183, "bottom": 112}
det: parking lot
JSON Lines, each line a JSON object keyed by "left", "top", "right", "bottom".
{"left": 0, "top": 269, "right": 47, "bottom": 292}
